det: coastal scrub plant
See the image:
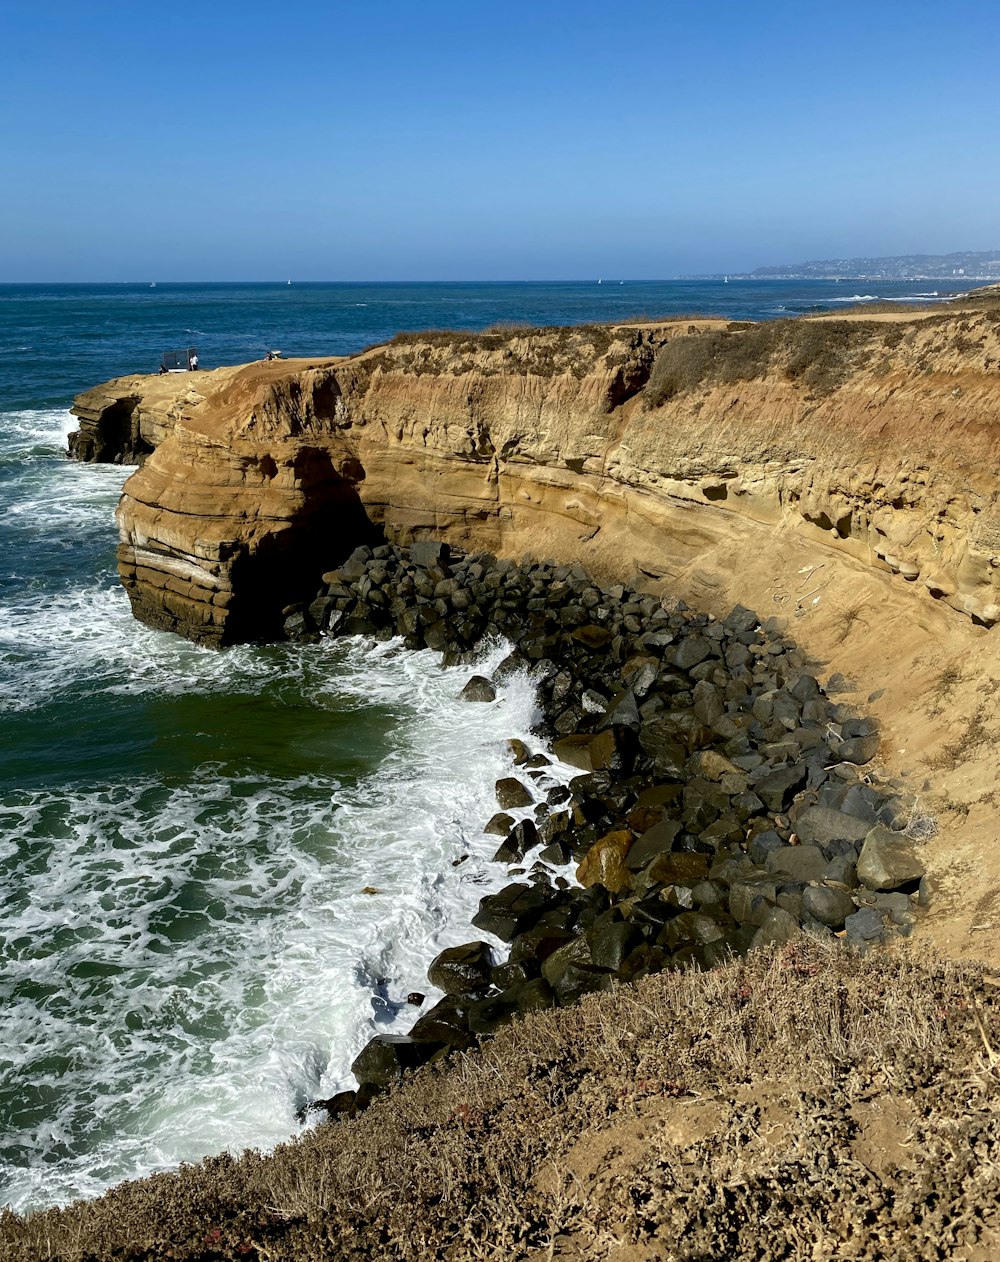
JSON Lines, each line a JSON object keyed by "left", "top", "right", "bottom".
{"left": 4, "top": 943, "right": 1000, "bottom": 1260}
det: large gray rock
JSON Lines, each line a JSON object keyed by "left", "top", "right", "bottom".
{"left": 802, "top": 884, "right": 856, "bottom": 928}
{"left": 410, "top": 540, "right": 450, "bottom": 569}
{"left": 856, "top": 826, "right": 926, "bottom": 891}
{"left": 795, "top": 806, "right": 871, "bottom": 846}
{"left": 600, "top": 689, "right": 641, "bottom": 729}
{"left": 755, "top": 764, "right": 807, "bottom": 812}
{"left": 729, "top": 875, "right": 779, "bottom": 926}
{"left": 751, "top": 906, "right": 802, "bottom": 949}
{"left": 836, "top": 733, "right": 881, "bottom": 765}
{"left": 621, "top": 655, "right": 659, "bottom": 698}
{"left": 845, "top": 906, "right": 886, "bottom": 945}
{"left": 765, "top": 844, "right": 828, "bottom": 883}
{"left": 625, "top": 818, "right": 683, "bottom": 871}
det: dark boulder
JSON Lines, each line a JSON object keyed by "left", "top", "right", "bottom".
{"left": 409, "top": 995, "right": 473, "bottom": 1048}
{"left": 427, "top": 941, "right": 494, "bottom": 997}
{"left": 351, "top": 1034, "right": 438, "bottom": 1087}
{"left": 856, "top": 826, "right": 925, "bottom": 891}
{"left": 764, "top": 845, "right": 828, "bottom": 883}
{"left": 460, "top": 675, "right": 497, "bottom": 702}
{"left": 802, "top": 885, "right": 856, "bottom": 928}
{"left": 795, "top": 806, "right": 871, "bottom": 846}
{"left": 495, "top": 778, "right": 533, "bottom": 810}
{"left": 754, "top": 764, "right": 807, "bottom": 812}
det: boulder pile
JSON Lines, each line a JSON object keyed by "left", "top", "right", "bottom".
{"left": 285, "top": 542, "right": 929, "bottom": 1117}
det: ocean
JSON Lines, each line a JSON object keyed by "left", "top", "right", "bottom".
{"left": 0, "top": 278, "right": 974, "bottom": 1211}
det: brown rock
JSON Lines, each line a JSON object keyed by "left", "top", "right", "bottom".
{"left": 576, "top": 830, "right": 634, "bottom": 893}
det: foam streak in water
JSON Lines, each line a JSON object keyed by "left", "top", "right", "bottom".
{"left": 0, "top": 631, "right": 575, "bottom": 1212}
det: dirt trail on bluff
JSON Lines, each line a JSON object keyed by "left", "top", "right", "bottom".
{"left": 68, "top": 307, "right": 1000, "bottom": 969}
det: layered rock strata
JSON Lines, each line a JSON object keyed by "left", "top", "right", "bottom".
{"left": 295, "top": 543, "right": 924, "bottom": 1114}
{"left": 68, "top": 304, "right": 1000, "bottom": 645}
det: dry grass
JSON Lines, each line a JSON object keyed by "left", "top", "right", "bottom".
{"left": 356, "top": 323, "right": 629, "bottom": 382}
{"left": 834, "top": 598, "right": 869, "bottom": 644}
{"left": 4, "top": 943, "right": 1000, "bottom": 1260}
{"left": 641, "top": 317, "right": 919, "bottom": 406}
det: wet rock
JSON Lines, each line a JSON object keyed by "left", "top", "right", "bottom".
{"left": 493, "top": 819, "right": 539, "bottom": 864}
{"left": 642, "top": 851, "right": 710, "bottom": 887}
{"left": 460, "top": 675, "right": 497, "bottom": 702}
{"left": 427, "top": 941, "right": 494, "bottom": 997}
{"left": 586, "top": 919, "right": 640, "bottom": 972}
{"left": 576, "top": 829, "right": 634, "bottom": 893}
{"left": 504, "top": 976, "right": 556, "bottom": 1014}
{"left": 553, "top": 728, "right": 632, "bottom": 773}
{"left": 600, "top": 689, "right": 641, "bottom": 729}
{"left": 856, "top": 826, "right": 926, "bottom": 891}
{"left": 495, "top": 778, "right": 533, "bottom": 810}
{"left": 351, "top": 1034, "right": 438, "bottom": 1087}
{"left": 307, "top": 1090, "right": 358, "bottom": 1122}
{"left": 466, "top": 993, "right": 520, "bottom": 1035}
{"left": 472, "top": 882, "right": 550, "bottom": 941}
{"left": 409, "top": 995, "right": 473, "bottom": 1048}
{"left": 625, "top": 818, "right": 683, "bottom": 871}
{"left": 483, "top": 811, "right": 515, "bottom": 836}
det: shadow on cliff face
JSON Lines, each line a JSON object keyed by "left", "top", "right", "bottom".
{"left": 224, "top": 447, "right": 381, "bottom": 644}
{"left": 68, "top": 396, "right": 154, "bottom": 464}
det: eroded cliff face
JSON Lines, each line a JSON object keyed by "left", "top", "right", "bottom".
{"left": 70, "top": 307, "right": 1000, "bottom": 646}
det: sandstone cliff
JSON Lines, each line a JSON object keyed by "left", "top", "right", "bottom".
{"left": 65, "top": 303, "right": 1000, "bottom": 981}
{"left": 70, "top": 305, "right": 1000, "bottom": 645}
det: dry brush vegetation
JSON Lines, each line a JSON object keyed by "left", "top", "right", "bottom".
{"left": 4, "top": 942, "right": 1000, "bottom": 1261}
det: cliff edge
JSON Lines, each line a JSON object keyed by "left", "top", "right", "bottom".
{"left": 71, "top": 306, "right": 1000, "bottom": 645}
{"left": 70, "top": 305, "right": 1000, "bottom": 963}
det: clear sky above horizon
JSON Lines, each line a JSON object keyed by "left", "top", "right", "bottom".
{"left": 2, "top": 0, "right": 998, "bottom": 282}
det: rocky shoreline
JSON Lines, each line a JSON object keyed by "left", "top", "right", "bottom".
{"left": 282, "top": 541, "right": 929, "bottom": 1119}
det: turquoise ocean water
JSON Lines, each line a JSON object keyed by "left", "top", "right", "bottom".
{"left": 0, "top": 279, "right": 973, "bottom": 1210}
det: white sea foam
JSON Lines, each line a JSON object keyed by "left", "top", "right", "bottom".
{"left": 828, "top": 294, "right": 879, "bottom": 302}
{"left": 0, "top": 406, "right": 77, "bottom": 458}
{"left": 885, "top": 291, "right": 955, "bottom": 303}
{"left": 0, "top": 406, "right": 579, "bottom": 1209}
{"left": 0, "top": 628, "right": 576, "bottom": 1211}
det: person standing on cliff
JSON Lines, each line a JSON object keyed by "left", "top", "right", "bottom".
{"left": 189, "top": 351, "right": 199, "bottom": 371}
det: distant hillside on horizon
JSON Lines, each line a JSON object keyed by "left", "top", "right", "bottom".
{"left": 742, "top": 250, "right": 1000, "bottom": 281}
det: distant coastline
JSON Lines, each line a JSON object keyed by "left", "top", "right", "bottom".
{"left": 683, "top": 247, "right": 1000, "bottom": 283}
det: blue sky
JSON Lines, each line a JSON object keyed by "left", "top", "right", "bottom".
{"left": 2, "top": 0, "right": 997, "bottom": 280}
